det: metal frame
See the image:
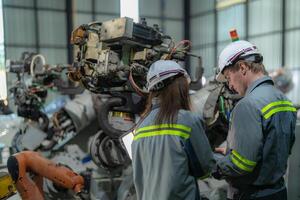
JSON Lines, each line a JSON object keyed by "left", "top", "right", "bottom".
{"left": 66, "top": 0, "right": 73, "bottom": 64}
{"left": 4, "top": 0, "right": 296, "bottom": 69}
{"left": 184, "top": 0, "right": 190, "bottom": 41}
{"left": 75, "top": 10, "right": 118, "bottom": 16}
{"left": 184, "top": 0, "right": 190, "bottom": 71}
{"left": 160, "top": 0, "right": 165, "bottom": 33}
{"left": 3, "top": 1, "right": 68, "bottom": 60}
{"left": 3, "top": 4, "right": 65, "bottom": 12}
{"left": 33, "top": 0, "right": 39, "bottom": 53}
{"left": 282, "top": 0, "right": 286, "bottom": 67}
{"left": 4, "top": 44, "right": 66, "bottom": 49}
{"left": 186, "top": 0, "right": 218, "bottom": 68}
{"left": 190, "top": 10, "right": 214, "bottom": 18}
{"left": 214, "top": 0, "right": 218, "bottom": 67}
{"left": 91, "top": 0, "right": 96, "bottom": 21}
{"left": 139, "top": 15, "right": 181, "bottom": 21}
{"left": 189, "top": 0, "right": 295, "bottom": 71}
{"left": 245, "top": 0, "right": 249, "bottom": 40}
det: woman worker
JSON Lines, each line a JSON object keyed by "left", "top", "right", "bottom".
{"left": 132, "top": 60, "right": 215, "bottom": 200}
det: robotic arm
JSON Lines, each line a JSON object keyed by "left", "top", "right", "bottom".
{"left": 67, "top": 17, "right": 202, "bottom": 138}
{"left": 41, "top": 90, "right": 96, "bottom": 151}
{"left": 6, "top": 151, "right": 84, "bottom": 200}
{"left": 68, "top": 17, "right": 201, "bottom": 94}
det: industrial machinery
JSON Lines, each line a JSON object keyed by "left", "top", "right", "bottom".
{"left": 191, "top": 79, "right": 240, "bottom": 149}
{"left": 7, "top": 52, "right": 50, "bottom": 131}
{"left": 0, "top": 172, "right": 16, "bottom": 200}
{"left": 69, "top": 17, "right": 202, "bottom": 94}
{"left": 7, "top": 52, "right": 83, "bottom": 97}
{"left": 67, "top": 17, "right": 239, "bottom": 148}
{"left": 68, "top": 17, "right": 202, "bottom": 138}
{"left": 0, "top": 99, "right": 12, "bottom": 115}
{"left": 66, "top": 17, "right": 233, "bottom": 200}
{"left": 5, "top": 52, "right": 137, "bottom": 199}
{"left": 4, "top": 17, "right": 237, "bottom": 200}
{"left": 5, "top": 52, "right": 85, "bottom": 153}
{"left": 6, "top": 151, "right": 85, "bottom": 200}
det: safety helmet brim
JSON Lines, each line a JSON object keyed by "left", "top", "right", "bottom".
{"left": 147, "top": 60, "right": 190, "bottom": 91}
{"left": 216, "top": 70, "right": 227, "bottom": 82}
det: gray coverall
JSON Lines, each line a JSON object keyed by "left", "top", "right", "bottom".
{"left": 215, "top": 76, "right": 297, "bottom": 199}
{"left": 132, "top": 105, "right": 215, "bottom": 200}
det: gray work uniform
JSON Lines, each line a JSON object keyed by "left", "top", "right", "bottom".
{"left": 132, "top": 106, "right": 215, "bottom": 200}
{"left": 216, "top": 76, "right": 297, "bottom": 199}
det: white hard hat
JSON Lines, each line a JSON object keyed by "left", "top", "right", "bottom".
{"left": 147, "top": 60, "right": 190, "bottom": 91}
{"left": 216, "top": 40, "right": 261, "bottom": 82}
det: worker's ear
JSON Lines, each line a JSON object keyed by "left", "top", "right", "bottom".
{"left": 239, "top": 62, "right": 248, "bottom": 76}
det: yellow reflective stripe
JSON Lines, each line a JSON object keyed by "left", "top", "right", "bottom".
{"left": 136, "top": 124, "right": 191, "bottom": 134}
{"left": 263, "top": 106, "right": 296, "bottom": 119}
{"left": 230, "top": 155, "right": 254, "bottom": 172}
{"left": 230, "top": 150, "right": 256, "bottom": 172}
{"left": 133, "top": 129, "right": 190, "bottom": 140}
{"left": 261, "top": 101, "right": 293, "bottom": 113}
{"left": 231, "top": 150, "right": 256, "bottom": 166}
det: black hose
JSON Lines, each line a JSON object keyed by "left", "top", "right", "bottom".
{"left": 39, "top": 112, "right": 49, "bottom": 131}
{"left": 98, "top": 97, "right": 125, "bottom": 139}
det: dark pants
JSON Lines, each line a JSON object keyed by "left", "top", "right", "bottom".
{"left": 227, "top": 187, "right": 287, "bottom": 200}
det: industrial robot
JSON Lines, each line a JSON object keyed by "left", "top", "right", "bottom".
{"left": 6, "top": 151, "right": 85, "bottom": 200}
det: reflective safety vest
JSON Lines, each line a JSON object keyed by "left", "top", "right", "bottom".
{"left": 132, "top": 107, "right": 215, "bottom": 200}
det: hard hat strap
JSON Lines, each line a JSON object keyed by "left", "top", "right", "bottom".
{"left": 151, "top": 73, "right": 185, "bottom": 91}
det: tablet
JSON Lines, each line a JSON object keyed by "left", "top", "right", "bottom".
{"left": 121, "top": 132, "right": 134, "bottom": 160}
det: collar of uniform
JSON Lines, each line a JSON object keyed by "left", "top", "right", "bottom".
{"left": 151, "top": 97, "right": 160, "bottom": 110}
{"left": 246, "top": 76, "right": 274, "bottom": 95}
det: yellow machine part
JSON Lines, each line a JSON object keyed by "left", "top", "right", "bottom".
{"left": 111, "top": 111, "right": 134, "bottom": 121}
{"left": 0, "top": 172, "right": 16, "bottom": 200}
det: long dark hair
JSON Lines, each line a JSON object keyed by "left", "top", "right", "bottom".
{"left": 143, "top": 75, "right": 191, "bottom": 124}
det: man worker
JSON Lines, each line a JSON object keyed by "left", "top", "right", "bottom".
{"left": 213, "top": 39, "right": 297, "bottom": 200}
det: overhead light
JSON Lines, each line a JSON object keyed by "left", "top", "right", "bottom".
{"left": 120, "top": 0, "right": 139, "bottom": 23}
{"left": 216, "top": 0, "right": 247, "bottom": 10}
{"left": 202, "top": 76, "right": 207, "bottom": 86}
